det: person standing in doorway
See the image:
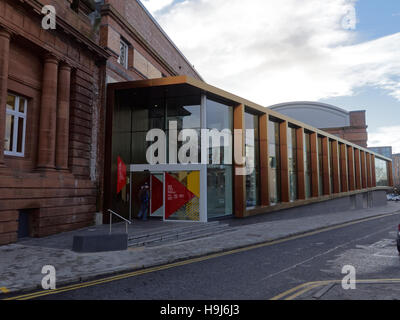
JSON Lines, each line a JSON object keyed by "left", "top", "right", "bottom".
{"left": 138, "top": 182, "right": 150, "bottom": 221}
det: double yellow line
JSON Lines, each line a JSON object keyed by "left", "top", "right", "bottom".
{"left": 271, "top": 279, "right": 400, "bottom": 300}
{"left": 3, "top": 211, "right": 400, "bottom": 300}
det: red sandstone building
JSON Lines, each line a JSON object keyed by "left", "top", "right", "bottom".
{"left": 0, "top": 0, "right": 200, "bottom": 245}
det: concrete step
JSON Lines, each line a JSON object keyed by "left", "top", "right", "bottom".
{"left": 146, "top": 226, "right": 238, "bottom": 248}
{"left": 128, "top": 223, "right": 227, "bottom": 247}
{"left": 127, "top": 221, "right": 221, "bottom": 242}
{"left": 128, "top": 222, "right": 234, "bottom": 247}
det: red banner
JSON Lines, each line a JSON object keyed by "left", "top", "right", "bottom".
{"left": 117, "top": 156, "right": 127, "bottom": 194}
{"left": 165, "top": 173, "right": 195, "bottom": 220}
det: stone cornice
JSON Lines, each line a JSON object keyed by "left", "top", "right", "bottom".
{"left": 0, "top": 26, "right": 11, "bottom": 39}
{"left": 16, "top": 0, "right": 110, "bottom": 60}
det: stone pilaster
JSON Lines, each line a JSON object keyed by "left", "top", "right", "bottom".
{"left": 37, "top": 54, "right": 59, "bottom": 170}
{"left": 0, "top": 28, "right": 11, "bottom": 165}
{"left": 55, "top": 63, "right": 71, "bottom": 170}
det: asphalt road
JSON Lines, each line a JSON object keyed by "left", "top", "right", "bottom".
{"left": 7, "top": 212, "right": 400, "bottom": 300}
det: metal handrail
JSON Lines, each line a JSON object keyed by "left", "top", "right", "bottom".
{"left": 108, "top": 209, "right": 132, "bottom": 234}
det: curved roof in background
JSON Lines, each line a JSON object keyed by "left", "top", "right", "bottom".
{"left": 269, "top": 101, "right": 351, "bottom": 129}
{"left": 270, "top": 101, "right": 350, "bottom": 115}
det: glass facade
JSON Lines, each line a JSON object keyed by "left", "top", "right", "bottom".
{"left": 206, "top": 98, "right": 233, "bottom": 219}
{"left": 109, "top": 83, "right": 393, "bottom": 223}
{"left": 111, "top": 89, "right": 202, "bottom": 217}
{"left": 130, "top": 96, "right": 165, "bottom": 164}
{"left": 268, "top": 120, "right": 281, "bottom": 204}
{"left": 375, "top": 158, "right": 389, "bottom": 186}
{"left": 166, "top": 96, "right": 201, "bottom": 164}
{"left": 288, "top": 126, "right": 297, "bottom": 202}
{"left": 207, "top": 166, "right": 233, "bottom": 218}
{"left": 245, "top": 111, "right": 260, "bottom": 208}
{"left": 304, "top": 133, "right": 312, "bottom": 198}
{"left": 113, "top": 90, "right": 202, "bottom": 167}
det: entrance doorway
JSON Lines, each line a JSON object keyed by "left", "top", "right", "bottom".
{"left": 130, "top": 164, "right": 207, "bottom": 222}
{"left": 150, "top": 173, "right": 164, "bottom": 218}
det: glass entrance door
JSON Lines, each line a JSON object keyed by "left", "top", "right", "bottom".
{"left": 129, "top": 164, "right": 206, "bottom": 222}
{"left": 150, "top": 173, "right": 164, "bottom": 218}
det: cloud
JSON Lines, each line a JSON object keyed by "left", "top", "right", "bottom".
{"left": 142, "top": 0, "right": 400, "bottom": 108}
{"left": 341, "top": 6, "right": 357, "bottom": 30}
{"left": 369, "top": 126, "right": 400, "bottom": 154}
{"left": 141, "top": 0, "right": 174, "bottom": 14}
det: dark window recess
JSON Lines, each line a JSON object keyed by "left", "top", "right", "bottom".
{"left": 71, "top": 0, "right": 97, "bottom": 15}
{"left": 18, "top": 210, "right": 30, "bottom": 239}
{"left": 71, "top": 0, "right": 79, "bottom": 12}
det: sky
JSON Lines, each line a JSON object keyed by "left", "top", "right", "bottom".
{"left": 141, "top": 0, "right": 400, "bottom": 153}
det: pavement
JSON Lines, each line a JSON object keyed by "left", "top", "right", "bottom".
{"left": 1, "top": 201, "right": 400, "bottom": 295}
{"left": 295, "top": 281, "right": 400, "bottom": 300}
{"left": 313, "top": 282, "right": 400, "bottom": 300}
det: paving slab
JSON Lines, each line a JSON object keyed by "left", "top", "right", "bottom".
{"left": 299, "top": 282, "right": 400, "bottom": 300}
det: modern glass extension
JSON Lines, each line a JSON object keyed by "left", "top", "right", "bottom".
{"left": 105, "top": 76, "right": 393, "bottom": 222}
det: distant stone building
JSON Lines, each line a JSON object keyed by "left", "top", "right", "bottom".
{"left": 269, "top": 102, "right": 368, "bottom": 148}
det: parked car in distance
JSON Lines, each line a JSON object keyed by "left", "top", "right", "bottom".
{"left": 387, "top": 194, "right": 400, "bottom": 201}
